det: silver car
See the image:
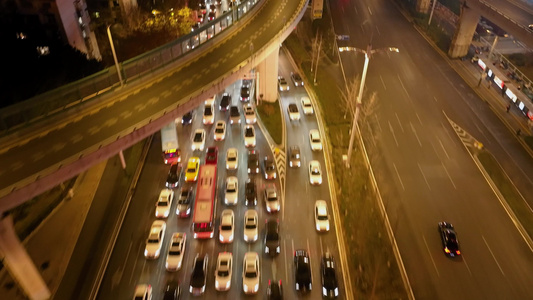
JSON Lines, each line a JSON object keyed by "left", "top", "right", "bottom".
{"left": 264, "top": 185, "right": 280, "bottom": 213}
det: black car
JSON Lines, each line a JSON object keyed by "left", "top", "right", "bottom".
{"left": 208, "top": 11, "right": 216, "bottom": 21}
{"left": 163, "top": 282, "right": 181, "bottom": 300}
{"left": 267, "top": 279, "right": 283, "bottom": 300}
{"left": 264, "top": 219, "right": 280, "bottom": 256}
{"left": 247, "top": 150, "right": 259, "bottom": 174}
{"left": 230, "top": 106, "right": 241, "bottom": 124}
{"left": 240, "top": 86, "right": 250, "bottom": 102}
{"left": 291, "top": 72, "right": 304, "bottom": 86}
{"left": 263, "top": 156, "right": 277, "bottom": 180}
{"left": 245, "top": 178, "right": 257, "bottom": 205}
{"left": 176, "top": 186, "right": 193, "bottom": 218}
{"left": 220, "top": 93, "right": 231, "bottom": 111}
{"left": 181, "top": 111, "right": 193, "bottom": 125}
{"left": 166, "top": 163, "right": 182, "bottom": 188}
{"left": 321, "top": 252, "right": 339, "bottom": 298}
{"left": 294, "top": 249, "right": 312, "bottom": 292}
{"left": 438, "top": 222, "right": 461, "bottom": 257}
{"left": 189, "top": 254, "right": 208, "bottom": 295}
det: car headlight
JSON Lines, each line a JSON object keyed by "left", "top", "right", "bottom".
{"left": 316, "top": 223, "right": 321, "bottom": 231}
{"left": 290, "top": 161, "right": 293, "bottom": 167}
{"left": 256, "top": 167, "right": 259, "bottom": 172}
{"left": 164, "top": 210, "right": 169, "bottom": 217}
{"left": 244, "top": 284, "right": 249, "bottom": 292}
{"left": 276, "top": 246, "right": 280, "bottom": 253}
{"left": 253, "top": 234, "right": 258, "bottom": 241}
{"left": 296, "top": 283, "right": 299, "bottom": 290}
{"left": 334, "top": 287, "right": 339, "bottom": 296}
{"left": 154, "top": 249, "right": 160, "bottom": 257}
{"left": 265, "top": 247, "right": 269, "bottom": 253}
{"left": 266, "top": 206, "right": 271, "bottom": 212}
{"left": 229, "top": 233, "right": 234, "bottom": 241}
{"left": 226, "top": 281, "right": 230, "bottom": 288}
{"left": 186, "top": 207, "right": 191, "bottom": 215}
{"left": 144, "top": 249, "right": 149, "bottom": 256}
{"left": 254, "top": 283, "right": 259, "bottom": 292}
{"left": 323, "top": 287, "right": 327, "bottom": 296}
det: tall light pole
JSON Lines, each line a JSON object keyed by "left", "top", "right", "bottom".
{"left": 107, "top": 24, "right": 124, "bottom": 87}
{"left": 339, "top": 44, "right": 399, "bottom": 167}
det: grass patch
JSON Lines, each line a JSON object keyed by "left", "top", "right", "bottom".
{"left": 477, "top": 151, "right": 533, "bottom": 238}
{"left": 9, "top": 178, "right": 77, "bottom": 241}
{"left": 256, "top": 101, "right": 283, "bottom": 144}
{"left": 285, "top": 31, "right": 409, "bottom": 298}
{"left": 8, "top": 139, "right": 146, "bottom": 242}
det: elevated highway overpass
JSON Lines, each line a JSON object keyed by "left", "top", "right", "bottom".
{"left": 0, "top": 0, "right": 308, "bottom": 212}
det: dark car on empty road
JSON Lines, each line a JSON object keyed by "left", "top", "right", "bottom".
{"left": 438, "top": 222, "right": 461, "bottom": 257}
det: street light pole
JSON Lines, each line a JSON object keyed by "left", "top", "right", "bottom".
{"left": 339, "top": 44, "right": 399, "bottom": 167}
{"left": 107, "top": 25, "right": 124, "bottom": 87}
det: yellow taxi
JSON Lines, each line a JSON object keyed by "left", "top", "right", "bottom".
{"left": 185, "top": 157, "right": 200, "bottom": 182}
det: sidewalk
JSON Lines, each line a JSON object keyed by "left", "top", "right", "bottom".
{"left": 0, "top": 161, "right": 106, "bottom": 299}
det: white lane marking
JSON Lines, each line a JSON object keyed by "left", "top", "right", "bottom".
{"left": 307, "top": 238, "right": 314, "bottom": 281}
{"left": 367, "top": 6, "right": 372, "bottom": 15}
{"left": 482, "top": 235, "right": 505, "bottom": 276}
{"left": 319, "top": 236, "right": 324, "bottom": 255}
{"left": 434, "top": 96, "right": 438, "bottom": 102}
{"left": 438, "top": 138, "right": 450, "bottom": 160}
{"left": 422, "top": 235, "right": 440, "bottom": 277}
{"left": 376, "top": 25, "right": 381, "bottom": 36}
{"left": 410, "top": 122, "right": 422, "bottom": 147}
{"left": 418, "top": 163, "right": 431, "bottom": 190}
{"left": 415, "top": 112, "right": 423, "bottom": 125}
{"left": 397, "top": 75, "right": 410, "bottom": 99}
{"left": 462, "top": 255, "right": 472, "bottom": 276}
{"left": 393, "top": 163, "right": 405, "bottom": 191}
{"left": 388, "top": 121, "right": 399, "bottom": 147}
{"left": 380, "top": 75, "right": 387, "bottom": 90}
{"left": 395, "top": 113, "right": 404, "bottom": 133}
{"left": 442, "top": 164, "right": 456, "bottom": 189}
{"left": 284, "top": 239, "right": 289, "bottom": 284}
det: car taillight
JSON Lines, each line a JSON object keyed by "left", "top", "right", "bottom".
{"left": 444, "top": 248, "right": 450, "bottom": 253}
{"left": 456, "top": 250, "right": 461, "bottom": 255}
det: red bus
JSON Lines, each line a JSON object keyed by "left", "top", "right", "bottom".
{"left": 192, "top": 164, "right": 217, "bottom": 239}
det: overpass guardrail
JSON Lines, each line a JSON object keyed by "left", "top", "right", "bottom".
{"left": 0, "top": 0, "right": 259, "bottom": 135}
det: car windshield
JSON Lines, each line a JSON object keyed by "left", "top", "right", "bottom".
{"left": 177, "top": 199, "right": 189, "bottom": 205}
{"left": 312, "top": 168, "right": 320, "bottom": 175}
{"left": 227, "top": 187, "right": 236, "bottom": 193}
{"left": 312, "top": 137, "right": 320, "bottom": 143}
{"left": 245, "top": 221, "right": 256, "bottom": 229}
{"left": 148, "top": 238, "right": 159, "bottom": 244}
{"left": 228, "top": 156, "right": 236, "bottom": 161}
{"left": 266, "top": 163, "right": 275, "bottom": 171}
{"left": 194, "top": 134, "right": 202, "bottom": 141}
{"left": 221, "top": 225, "right": 232, "bottom": 230}
{"left": 245, "top": 128, "right": 253, "bottom": 136}
{"left": 215, "top": 127, "right": 224, "bottom": 133}
{"left": 289, "top": 105, "right": 297, "bottom": 112}
{"left": 169, "top": 249, "right": 181, "bottom": 256}
{"left": 217, "top": 270, "right": 229, "bottom": 277}
{"left": 187, "top": 167, "right": 196, "bottom": 173}
{"left": 245, "top": 270, "right": 257, "bottom": 278}
{"left": 318, "top": 214, "right": 328, "bottom": 221}
{"left": 157, "top": 201, "right": 168, "bottom": 207}
{"left": 267, "top": 196, "right": 277, "bottom": 202}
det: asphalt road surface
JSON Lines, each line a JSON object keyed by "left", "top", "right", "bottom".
{"left": 332, "top": 0, "right": 533, "bottom": 299}
{"left": 98, "top": 66, "right": 346, "bottom": 299}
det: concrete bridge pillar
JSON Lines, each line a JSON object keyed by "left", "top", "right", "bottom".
{"left": 256, "top": 47, "right": 280, "bottom": 103}
{"left": 416, "top": 0, "right": 431, "bottom": 13}
{"left": 448, "top": 3, "right": 480, "bottom": 58}
{"left": 0, "top": 215, "right": 50, "bottom": 300}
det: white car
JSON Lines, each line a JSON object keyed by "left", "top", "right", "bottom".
{"left": 219, "top": 209, "right": 234, "bottom": 243}
{"left": 226, "top": 148, "right": 238, "bottom": 170}
{"left": 244, "top": 104, "right": 257, "bottom": 124}
{"left": 287, "top": 103, "right": 300, "bottom": 121}
{"left": 144, "top": 220, "right": 166, "bottom": 259}
{"left": 309, "top": 129, "right": 323, "bottom": 151}
{"left": 301, "top": 97, "right": 314, "bottom": 115}
{"left": 243, "top": 209, "right": 258, "bottom": 242}
{"left": 191, "top": 128, "right": 206, "bottom": 151}
{"left": 225, "top": 176, "right": 238, "bottom": 205}
{"left": 203, "top": 102, "right": 215, "bottom": 125}
{"left": 155, "top": 189, "right": 174, "bottom": 218}
{"left": 264, "top": 185, "right": 280, "bottom": 213}
{"left": 309, "top": 160, "right": 323, "bottom": 185}
{"left": 314, "top": 200, "right": 330, "bottom": 231}
{"left": 214, "top": 120, "right": 226, "bottom": 141}
{"left": 166, "top": 232, "right": 186, "bottom": 271}
{"left": 244, "top": 125, "right": 256, "bottom": 148}
{"left": 242, "top": 252, "right": 260, "bottom": 294}
{"left": 278, "top": 76, "right": 289, "bottom": 91}
{"left": 133, "top": 284, "right": 152, "bottom": 300}
{"left": 215, "top": 252, "right": 233, "bottom": 291}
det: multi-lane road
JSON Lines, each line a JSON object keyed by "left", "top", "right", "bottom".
{"left": 97, "top": 52, "right": 346, "bottom": 299}
{"left": 332, "top": 0, "right": 533, "bottom": 299}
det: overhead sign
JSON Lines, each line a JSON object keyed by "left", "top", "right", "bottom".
{"left": 336, "top": 35, "right": 350, "bottom": 41}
